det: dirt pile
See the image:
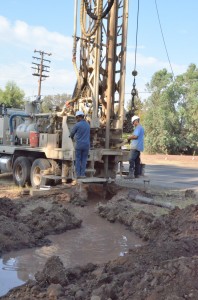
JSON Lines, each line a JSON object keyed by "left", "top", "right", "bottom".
{"left": 2, "top": 189, "right": 198, "bottom": 300}
{"left": 0, "top": 196, "right": 81, "bottom": 255}
{"left": 97, "top": 189, "right": 198, "bottom": 243}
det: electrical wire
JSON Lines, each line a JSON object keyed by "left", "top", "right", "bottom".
{"left": 154, "top": 0, "right": 175, "bottom": 80}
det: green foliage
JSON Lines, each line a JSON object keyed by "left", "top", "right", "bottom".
{"left": 176, "top": 64, "right": 198, "bottom": 153}
{"left": 146, "top": 68, "right": 173, "bottom": 92}
{"left": 142, "top": 64, "right": 198, "bottom": 154}
{"left": 41, "top": 93, "right": 71, "bottom": 112}
{"left": 0, "top": 81, "right": 25, "bottom": 108}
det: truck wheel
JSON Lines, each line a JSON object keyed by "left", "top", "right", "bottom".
{"left": 13, "top": 157, "right": 31, "bottom": 187}
{"left": 30, "top": 158, "right": 54, "bottom": 188}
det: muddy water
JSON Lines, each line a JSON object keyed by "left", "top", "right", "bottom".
{"left": 0, "top": 202, "right": 143, "bottom": 297}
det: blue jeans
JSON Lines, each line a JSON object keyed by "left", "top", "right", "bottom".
{"left": 129, "top": 149, "right": 141, "bottom": 176}
{"left": 75, "top": 148, "right": 89, "bottom": 177}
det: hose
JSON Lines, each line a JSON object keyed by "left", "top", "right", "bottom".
{"left": 80, "top": 0, "right": 103, "bottom": 38}
{"left": 73, "top": 0, "right": 115, "bottom": 101}
{"left": 84, "top": 0, "right": 114, "bottom": 20}
{"left": 73, "top": 0, "right": 103, "bottom": 102}
{"left": 9, "top": 113, "right": 31, "bottom": 134}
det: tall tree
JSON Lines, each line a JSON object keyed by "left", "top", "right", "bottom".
{"left": 176, "top": 64, "right": 198, "bottom": 154}
{"left": 0, "top": 81, "right": 25, "bottom": 108}
{"left": 41, "top": 93, "right": 71, "bottom": 112}
{"left": 143, "top": 64, "right": 198, "bottom": 154}
{"left": 143, "top": 69, "right": 181, "bottom": 154}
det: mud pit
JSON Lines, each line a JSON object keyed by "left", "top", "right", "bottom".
{"left": 0, "top": 194, "right": 82, "bottom": 256}
{"left": 0, "top": 181, "right": 198, "bottom": 299}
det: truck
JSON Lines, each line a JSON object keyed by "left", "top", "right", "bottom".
{"left": 0, "top": 0, "right": 129, "bottom": 188}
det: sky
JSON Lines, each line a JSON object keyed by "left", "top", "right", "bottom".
{"left": 0, "top": 0, "right": 197, "bottom": 103}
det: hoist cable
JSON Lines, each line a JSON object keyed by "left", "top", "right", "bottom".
{"left": 134, "top": 0, "right": 140, "bottom": 72}
{"left": 154, "top": 0, "right": 175, "bottom": 80}
{"left": 130, "top": 0, "right": 140, "bottom": 113}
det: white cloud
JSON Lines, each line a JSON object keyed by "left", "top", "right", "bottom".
{"left": 0, "top": 15, "right": 76, "bottom": 96}
{"left": 125, "top": 51, "right": 187, "bottom": 100}
{"left": 0, "top": 61, "right": 76, "bottom": 97}
{"left": 127, "top": 51, "right": 186, "bottom": 72}
{"left": 0, "top": 16, "right": 10, "bottom": 31}
{"left": 14, "top": 20, "right": 29, "bottom": 40}
{"left": 45, "top": 68, "right": 76, "bottom": 95}
{"left": 0, "top": 15, "right": 189, "bottom": 101}
{"left": 0, "top": 16, "right": 73, "bottom": 60}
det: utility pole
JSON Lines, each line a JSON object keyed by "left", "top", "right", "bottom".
{"left": 32, "top": 50, "right": 52, "bottom": 98}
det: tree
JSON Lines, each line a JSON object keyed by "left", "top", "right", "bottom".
{"left": 41, "top": 93, "right": 71, "bottom": 112}
{"left": 143, "top": 69, "right": 181, "bottom": 154}
{"left": 143, "top": 64, "right": 198, "bottom": 154}
{"left": 0, "top": 88, "right": 3, "bottom": 100}
{"left": 0, "top": 81, "right": 25, "bottom": 108}
{"left": 176, "top": 64, "right": 198, "bottom": 154}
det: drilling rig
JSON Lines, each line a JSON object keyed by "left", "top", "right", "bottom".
{"left": 0, "top": 0, "right": 129, "bottom": 187}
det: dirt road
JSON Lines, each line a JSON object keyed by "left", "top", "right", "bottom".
{"left": 0, "top": 155, "right": 198, "bottom": 299}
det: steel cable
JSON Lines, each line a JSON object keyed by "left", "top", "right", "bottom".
{"left": 154, "top": 0, "right": 175, "bottom": 80}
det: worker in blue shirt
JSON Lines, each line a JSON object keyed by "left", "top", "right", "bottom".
{"left": 70, "top": 111, "right": 90, "bottom": 178}
{"left": 125, "top": 115, "right": 144, "bottom": 179}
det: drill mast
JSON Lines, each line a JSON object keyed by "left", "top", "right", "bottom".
{"left": 72, "top": 0, "right": 128, "bottom": 136}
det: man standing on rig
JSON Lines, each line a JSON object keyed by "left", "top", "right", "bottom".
{"left": 70, "top": 111, "right": 90, "bottom": 178}
{"left": 126, "top": 115, "right": 144, "bottom": 179}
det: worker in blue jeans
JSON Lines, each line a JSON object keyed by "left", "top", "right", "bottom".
{"left": 70, "top": 111, "right": 90, "bottom": 178}
{"left": 125, "top": 115, "right": 144, "bottom": 179}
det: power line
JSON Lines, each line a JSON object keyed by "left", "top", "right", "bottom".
{"left": 154, "top": 0, "right": 175, "bottom": 80}
{"left": 32, "top": 50, "right": 52, "bottom": 97}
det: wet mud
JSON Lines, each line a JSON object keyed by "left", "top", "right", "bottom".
{"left": 0, "top": 193, "right": 81, "bottom": 256}
{"left": 1, "top": 184, "right": 198, "bottom": 299}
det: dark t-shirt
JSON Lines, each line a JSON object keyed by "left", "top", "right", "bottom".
{"left": 70, "top": 119, "right": 90, "bottom": 149}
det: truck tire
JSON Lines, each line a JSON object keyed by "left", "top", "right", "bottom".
{"left": 13, "top": 156, "right": 31, "bottom": 187}
{"left": 30, "top": 158, "right": 54, "bottom": 188}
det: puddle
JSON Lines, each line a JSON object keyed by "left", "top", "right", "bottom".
{"left": 0, "top": 203, "right": 143, "bottom": 297}
{"left": 0, "top": 259, "right": 24, "bottom": 297}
